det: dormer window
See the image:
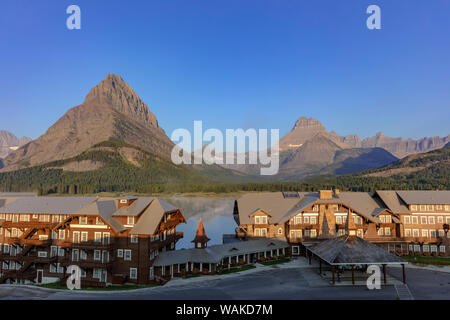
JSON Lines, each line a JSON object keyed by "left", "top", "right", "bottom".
{"left": 79, "top": 216, "right": 87, "bottom": 225}
{"left": 312, "top": 205, "right": 319, "bottom": 212}
{"left": 410, "top": 205, "right": 417, "bottom": 211}
{"left": 254, "top": 216, "right": 267, "bottom": 224}
{"left": 120, "top": 199, "right": 128, "bottom": 204}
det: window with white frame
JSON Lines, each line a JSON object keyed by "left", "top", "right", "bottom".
{"left": 378, "top": 228, "right": 384, "bottom": 236}
{"left": 405, "top": 229, "right": 412, "bottom": 237}
{"left": 437, "top": 216, "right": 444, "bottom": 223}
{"left": 310, "top": 229, "right": 317, "bottom": 238}
{"left": 430, "top": 230, "right": 437, "bottom": 238}
{"left": 447, "top": 217, "right": 450, "bottom": 224}
{"left": 81, "top": 232, "right": 88, "bottom": 242}
{"left": 436, "top": 205, "right": 443, "bottom": 211}
{"left": 292, "top": 246, "right": 300, "bottom": 255}
{"left": 103, "top": 232, "right": 110, "bottom": 244}
{"left": 117, "top": 249, "right": 123, "bottom": 258}
{"left": 420, "top": 205, "right": 426, "bottom": 211}
{"left": 421, "top": 216, "right": 427, "bottom": 224}
{"left": 93, "top": 269, "right": 101, "bottom": 279}
{"left": 410, "top": 205, "right": 417, "bottom": 211}
{"left": 430, "top": 245, "right": 437, "bottom": 253}
{"left": 38, "top": 251, "right": 48, "bottom": 258}
{"left": 50, "top": 264, "right": 56, "bottom": 273}
{"left": 80, "top": 250, "right": 87, "bottom": 260}
{"left": 404, "top": 216, "right": 411, "bottom": 224}
{"left": 130, "top": 268, "right": 138, "bottom": 279}
{"left": 303, "top": 216, "right": 310, "bottom": 224}
{"left": 310, "top": 217, "right": 317, "bottom": 224}
{"left": 96, "top": 217, "right": 104, "bottom": 225}
{"left": 4, "top": 244, "right": 10, "bottom": 254}
{"left": 427, "top": 205, "right": 433, "bottom": 211}
{"left": 384, "top": 227, "right": 391, "bottom": 236}
{"left": 94, "top": 232, "right": 102, "bottom": 243}
{"left": 79, "top": 216, "right": 87, "bottom": 224}
{"left": 72, "top": 231, "right": 80, "bottom": 243}
{"left": 422, "top": 229, "right": 429, "bottom": 237}
{"left": 429, "top": 216, "right": 435, "bottom": 224}
{"left": 290, "top": 230, "right": 302, "bottom": 239}
{"left": 336, "top": 216, "right": 342, "bottom": 224}
{"left": 414, "top": 245, "right": 420, "bottom": 252}
{"left": 130, "top": 235, "right": 139, "bottom": 243}
{"left": 439, "top": 230, "right": 445, "bottom": 237}
{"left": 58, "top": 246, "right": 65, "bottom": 257}
{"left": 127, "top": 216, "right": 135, "bottom": 225}
{"left": 445, "top": 205, "right": 450, "bottom": 211}
{"left": 94, "top": 250, "right": 101, "bottom": 261}
{"left": 50, "top": 246, "right": 57, "bottom": 257}
{"left": 304, "top": 230, "right": 310, "bottom": 238}
{"left": 80, "top": 269, "right": 86, "bottom": 278}
{"left": 294, "top": 215, "right": 302, "bottom": 225}
{"left": 72, "top": 249, "right": 79, "bottom": 262}
{"left": 59, "top": 230, "right": 65, "bottom": 240}
{"left": 439, "top": 245, "right": 446, "bottom": 253}
{"left": 385, "top": 215, "right": 392, "bottom": 223}
{"left": 278, "top": 228, "right": 283, "bottom": 235}
{"left": 423, "top": 245, "right": 430, "bottom": 252}
{"left": 412, "top": 216, "right": 418, "bottom": 224}
{"left": 380, "top": 215, "right": 386, "bottom": 223}
{"left": 124, "top": 249, "right": 132, "bottom": 261}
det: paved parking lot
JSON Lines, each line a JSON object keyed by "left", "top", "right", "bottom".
{"left": 0, "top": 261, "right": 448, "bottom": 300}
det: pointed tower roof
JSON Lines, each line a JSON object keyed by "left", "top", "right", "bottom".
{"left": 346, "top": 209, "right": 357, "bottom": 235}
{"left": 192, "top": 219, "right": 210, "bottom": 245}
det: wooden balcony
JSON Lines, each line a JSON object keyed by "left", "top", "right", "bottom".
{"left": 289, "top": 224, "right": 319, "bottom": 230}
{"left": 1, "top": 221, "right": 57, "bottom": 229}
{"left": 150, "top": 232, "right": 183, "bottom": 249}
{"left": 4, "top": 238, "right": 51, "bottom": 246}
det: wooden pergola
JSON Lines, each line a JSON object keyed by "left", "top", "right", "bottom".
{"left": 306, "top": 235, "right": 408, "bottom": 285}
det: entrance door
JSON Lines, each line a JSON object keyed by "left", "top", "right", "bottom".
{"left": 37, "top": 269, "right": 43, "bottom": 284}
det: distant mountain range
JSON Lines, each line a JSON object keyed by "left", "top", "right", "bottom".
{"left": 0, "top": 131, "right": 31, "bottom": 159}
{"left": 0, "top": 75, "right": 448, "bottom": 193}
{"left": 280, "top": 116, "right": 449, "bottom": 158}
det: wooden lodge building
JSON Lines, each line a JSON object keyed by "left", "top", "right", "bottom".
{"left": 234, "top": 190, "right": 450, "bottom": 257}
{"left": 0, "top": 196, "right": 186, "bottom": 287}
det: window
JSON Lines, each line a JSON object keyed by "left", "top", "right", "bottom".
{"left": 303, "top": 216, "right": 310, "bottom": 224}
{"left": 421, "top": 216, "right": 427, "bottom": 224}
{"left": 117, "top": 249, "right": 124, "bottom": 258}
{"left": 430, "top": 230, "right": 437, "bottom": 238}
{"left": 80, "top": 250, "right": 87, "bottom": 260}
{"left": 414, "top": 245, "right": 420, "bottom": 252}
{"left": 94, "top": 232, "right": 102, "bottom": 243}
{"left": 427, "top": 205, "right": 434, "bottom": 211}
{"left": 72, "top": 231, "right": 80, "bottom": 243}
{"left": 336, "top": 216, "right": 342, "bottom": 224}
{"left": 439, "top": 230, "right": 445, "bottom": 237}
{"left": 50, "top": 246, "right": 57, "bottom": 257}
{"left": 412, "top": 216, "right": 418, "bottom": 224}
{"left": 80, "top": 269, "right": 86, "bottom": 278}
{"left": 38, "top": 251, "right": 48, "bottom": 258}
{"left": 447, "top": 217, "right": 450, "bottom": 224}
{"left": 59, "top": 230, "right": 65, "bottom": 240}
{"left": 79, "top": 216, "right": 87, "bottom": 224}
{"left": 436, "top": 205, "right": 443, "bottom": 211}
{"left": 423, "top": 245, "right": 429, "bottom": 252}
{"left": 20, "top": 215, "right": 30, "bottom": 222}
{"left": 127, "top": 216, "right": 135, "bottom": 225}
{"left": 420, "top": 205, "right": 426, "bottom": 211}
{"left": 310, "top": 217, "right": 317, "bottom": 224}
{"left": 413, "top": 229, "right": 420, "bottom": 237}
{"left": 439, "top": 245, "right": 446, "bottom": 253}
{"left": 332, "top": 205, "right": 339, "bottom": 212}
{"left": 294, "top": 215, "right": 302, "bottom": 225}
{"left": 72, "top": 249, "right": 79, "bottom": 262}
{"left": 58, "top": 247, "right": 65, "bottom": 257}
{"left": 445, "top": 205, "right": 450, "bottom": 211}
{"left": 431, "top": 245, "right": 437, "bottom": 253}
{"left": 304, "top": 230, "right": 310, "bottom": 238}
{"left": 93, "top": 269, "right": 101, "bottom": 279}
{"left": 422, "top": 229, "right": 429, "bottom": 237}
{"left": 57, "top": 263, "right": 64, "bottom": 273}
{"left": 384, "top": 227, "right": 391, "bottom": 236}
{"left": 405, "top": 229, "right": 412, "bottom": 237}
{"left": 437, "top": 216, "right": 444, "bottom": 224}
{"left": 385, "top": 215, "right": 392, "bottom": 223}
{"left": 290, "top": 230, "right": 302, "bottom": 239}
{"left": 124, "top": 249, "right": 132, "bottom": 261}
{"left": 94, "top": 250, "right": 101, "bottom": 261}
{"left": 52, "top": 215, "right": 59, "bottom": 223}
{"left": 261, "top": 228, "right": 267, "bottom": 237}
{"left": 410, "top": 205, "right": 417, "bottom": 211}
{"left": 278, "top": 228, "right": 283, "bottom": 235}
{"left": 130, "top": 235, "right": 139, "bottom": 243}
{"left": 96, "top": 217, "right": 104, "bottom": 225}
{"left": 50, "top": 264, "right": 56, "bottom": 273}
{"left": 81, "top": 232, "right": 88, "bottom": 242}
{"left": 4, "top": 244, "right": 10, "bottom": 254}
{"left": 130, "top": 268, "right": 138, "bottom": 279}
{"left": 312, "top": 205, "right": 319, "bottom": 212}
{"left": 377, "top": 228, "right": 384, "bottom": 236}
{"left": 103, "top": 232, "right": 110, "bottom": 245}
{"left": 292, "top": 246, "right": 300, "bottom": 255}
{"left": 13, "top": 215, "right": 18, "bottom": 222}
{"left": 380, "top": 215, "right": 386, "bottom": 223}
{"left": 357, "top": 229, "right": 363, "bottom": 238}
{"left": 404, "top": 216, "right": 411, "bottom": 224}
{"left": 429, "top": 217, "right": 435, "bottom": 224}
{"left": 51, "top": 231, "right": 57, "bottom": 239}
{"left": 310, "top": 230, "right": 317, "bottom": 238}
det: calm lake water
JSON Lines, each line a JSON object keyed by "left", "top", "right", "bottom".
{"left": 163, "top": 197, "right": 237, "bottom": 249}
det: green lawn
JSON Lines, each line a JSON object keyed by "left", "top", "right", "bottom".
{"left": 403, "top": 256, "right": 450, "bottom": 266}
{"left": 216, "top": 264, "right": 256, "bottom": 275}
{"left": 261, "top": 258, "right": 291, "bottom": 266}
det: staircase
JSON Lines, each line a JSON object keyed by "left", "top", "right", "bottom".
{"left": 0, "top": 260, "right": 34, "bottom": 283}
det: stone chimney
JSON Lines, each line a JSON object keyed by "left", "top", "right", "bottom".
{"left": 345, "top": 210, "right": 357, "bottom": 236}
{"left": 319, "top": 190, "right": 333, "bottom": 200}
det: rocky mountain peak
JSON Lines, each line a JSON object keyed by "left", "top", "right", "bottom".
{"left": 84, "top": 74, "right": 159, "bottom": 128}
{"left": 293, "top": 117, "right": 325, "bottom": 130}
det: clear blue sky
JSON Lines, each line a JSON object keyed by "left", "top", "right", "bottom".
{"left": 0, "top": 0, "right": 449, "bottom": 141}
